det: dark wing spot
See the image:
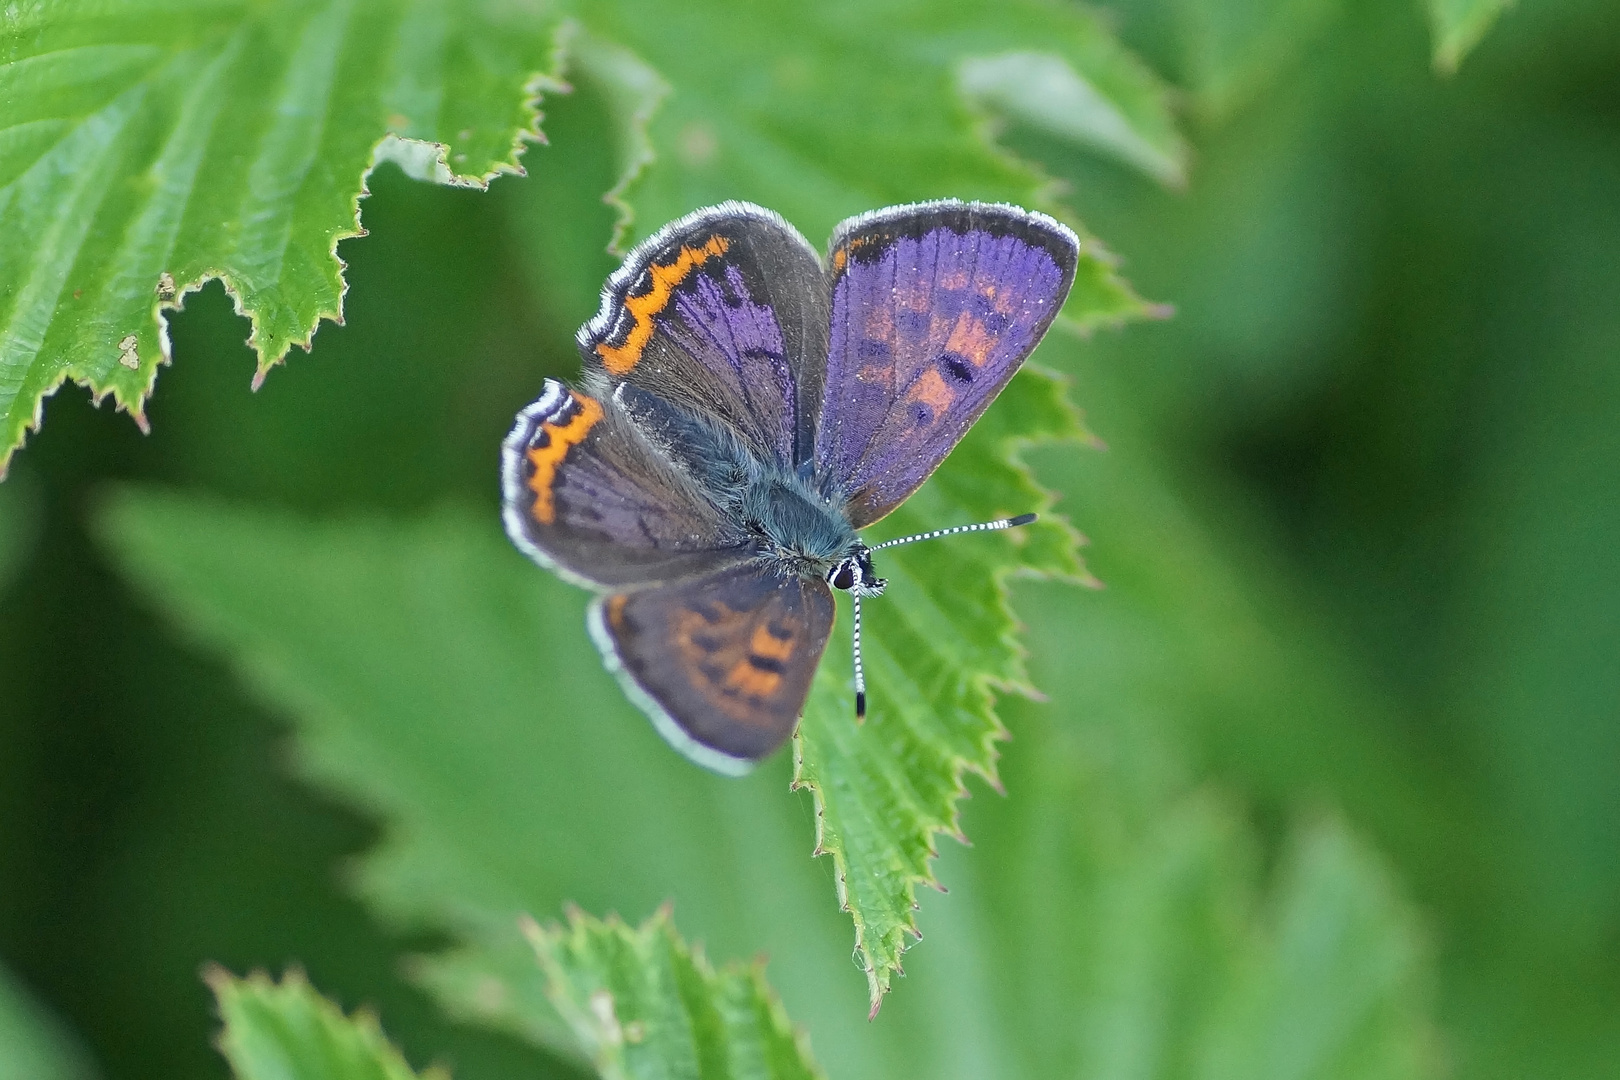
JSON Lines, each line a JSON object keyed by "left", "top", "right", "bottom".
{"left": 939, "top": 352, "right": 975, "bottom": 384}
{"left": 856, "top": 338, "right": 893, "bottom": 364}
{"left": 912, "top": 403, "right": 934, "bottom": 425}
{"left": 747, "top": 654, "right": 789, "bottom": 674}
{"left": 765, "top": 618, "right": 796, "bottom": 640}
{"left": 692, "top": 631, "right": 728, "bottom": 653}
{"left": 896, "top": 308, "right": 931, "bottom": 334}
{"left": 741, "top": 346, "right": 786, "bottom": 364}
{"left": 972, "top": 294, "right": 1012, "bottom": 334}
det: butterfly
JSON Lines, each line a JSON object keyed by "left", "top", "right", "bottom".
{"left": 501, "top": 200, "right": 1079, "bottom": 775}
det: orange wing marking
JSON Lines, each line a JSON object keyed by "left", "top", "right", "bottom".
{"left": 831, "top": 234, "right": 877, "bottom": 274}
{"left": 725, "top": 659, "right": 782, "bottom": 698}
{"left": 749, "top": 623, "right": 794, "bottom": 660}
{"left": 525, "top": 393, "right": 604, "bottom": 524}
{"left": 596, "top": 235, "right": 730, "bottom": 375}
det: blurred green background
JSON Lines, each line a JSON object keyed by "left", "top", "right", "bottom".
{"left": 2, "top": 0, "right": 1618, "bottom": 1076}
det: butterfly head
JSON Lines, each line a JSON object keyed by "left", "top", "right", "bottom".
{"left": 825, "top": 544, "right": 887, "bottom": 598}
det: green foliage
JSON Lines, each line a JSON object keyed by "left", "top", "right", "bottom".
{"left": 1427, "top": 0, "right": 1514, "bottom": 72}
{"left": 526, "top": 909, "right": 822, "bottom": 1080}
{"left": 574, "top": 0, "right": 1184, "bottom": 253}
{"left": 5, "top": 0, "right": 1190, "bottom": 1008}
{"left": 207, "top": 913, "right": 820, "bottom": 1080}
{"left": 98, "top": 469, "right": 1439, "bottom": 1077}
{"left": 210, "top": 968, "right": 431, "bottom": 1080}
{"left": 970, "top": 694, "right": 1438, "bottom": 1079}
{"left": 0, "top": 0, "right": 561, "bottom": 472}
{"left": 795, "top": 365, "right": 1088, "bottom": 1006}
{"left": 0, "top": 0, "right": 1176, "bottom": 468}
{"left": 3, "top": 2, "right": 1608, "bottom": 1079}
{"left": 0, "top": 963, "right": 94, "bottom": 1080}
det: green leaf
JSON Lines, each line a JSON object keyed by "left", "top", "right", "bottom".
{"left": 0, "top": 0, "right": 562, "bottom": 472}
{"left": 1427, "top": 0, "right": 1514, "bottom": 73}
{"left": 579, "top": 0, "right": 1184, "bottom": 241}
{"left": 525, "top": 908, "right": 822, "bottom": 1080}
{"left": 97, "top": 359, "right": 1088, "bottom": 1017}
{"left": 98, "top": 468, "right": 1440, "bottom": 1076}
{"left": 1174, "top": 0, "right": 1343, "bottom": 121}
{"left": 1197, "top": 821, "right": 1437, "bottom": 1080}
{"left": 209, "top": 967, "right": 433, "bottom": 1080}
{"left": 0, "top": 962, "right": 95, "bottom": 1080}
{"left": 795, "top": 362, "right": 1090, "bottom": 1007}
{"left": 953, "top": 564, "right": 1440, "bottom": 1078}
{"left": 570, "top": 0, "right": 1178, "bottom": 329}
{"left": 957, "top": 50, "right": 1186, "bottom": 188}
{"left": 95, "top": 490, "right": 883, "bottom": 1075}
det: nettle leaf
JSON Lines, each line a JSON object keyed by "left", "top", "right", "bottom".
{"left": 796, "top": 362, "right": 1090, "bottom": 1007}
{"left": 210, "top": 967, "right": 433, "bottom": 1080}
{"left": 1427, "top": 0, "right": 1514, "bottom": 73}
{"left": 99, "top": 431, "right": 1440, "bottom": 1077}
{"left": 64, "top": 0, "right": 1181, "bottom": 1020}
{"left": 0, "top": 0, "right": 562, "bottom": 472}
{"left": 526, "top": 908, "right": 822, "bottom": 1080}
{"left": 551, "top": 1, "right": 1178, "bottom": 1007}
{"left": 96, "top": 369, "right": 1088, "bottom": 1056}
{"left": 97, "top": 489, "right": 890, "bottom": 1071}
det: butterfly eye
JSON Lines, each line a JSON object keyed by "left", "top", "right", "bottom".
{"left": 828, "top": 561, "right": 856, "bottom": 591}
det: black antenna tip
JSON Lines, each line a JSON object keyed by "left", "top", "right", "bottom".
{"left": 855, "top": 691, "right": 866, "bottom": 721}
{"left": 1009, "top": 512, "right": 1038, "bottom": 527}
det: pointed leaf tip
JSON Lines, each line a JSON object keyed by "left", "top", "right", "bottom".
{"left": 795, "top": 365, "right": 1091, "bottom": 1009}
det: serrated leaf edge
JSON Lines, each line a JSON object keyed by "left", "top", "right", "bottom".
{"left": 521, "top": 905, "right": 825, "bottom": 1080}
{"left": 0, "top": 26, "right": 569, "bottom": 479}
{"left": 790, "top": 358, "right": 1097, "bottom": 1013}
{"left": 206, "top": 964, "right": 446, "bottom": 1080}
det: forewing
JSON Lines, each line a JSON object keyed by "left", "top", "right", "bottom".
{"left": 589, "top": 565, "right": 836, "bottom": 774}
{"left": 579, "top": 202, "right": 829, "bottom": 470}
{"left": 815, "top": 202, "right": 1079, "bottom": 527}
{"left": 502, "top": 379, "right": 747, "bottom": 589}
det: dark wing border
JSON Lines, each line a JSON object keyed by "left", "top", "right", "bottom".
{"left": 501, "top": 381, "right": 743, "bottom": 592}
{"left": 579, "top": 200, "right": 824, "bottom": 348}
{"left": 821, "top": 199, "right": 1080, "bottom": 526}
{"left": 584, "top": 594, "right": 753, "bottom": 775}
{"left": 502, "top": 381, "right": 605, "bottom": 591}
{"left": 828, "top": 198, "right": 1081, "bottom": 280}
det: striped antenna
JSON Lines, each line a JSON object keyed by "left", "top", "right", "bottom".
{"left": 849, "top": 513, "right": 1036, "bottom": 720}
{"left": 870, "top": 512, "right": 1037, "bottom": 551}
{"left": 852, "top": 590, "right": 867, "bottom": 721}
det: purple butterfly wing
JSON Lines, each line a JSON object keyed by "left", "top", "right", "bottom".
{"left": 579, "top": 202, "right": 829, "bottom": 470}
{"left": 502, "top": 379, "right": 749, "bottom": 589}
{"left": 815, "top": 202, "right": 1079, "bottom": 528}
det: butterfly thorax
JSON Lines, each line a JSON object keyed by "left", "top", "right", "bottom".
{"left": 740, "top": 468, "right": 862, "bottom": 582}
{"left": 618, "top": 381, "right": 867, "bottom": 583}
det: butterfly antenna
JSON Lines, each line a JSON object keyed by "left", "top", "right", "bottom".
{"left": 852, "top": 589, "right": 867, "bottom": 722}
{"left": 870, "top": 513, "right": 1038, "bottom": 552}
